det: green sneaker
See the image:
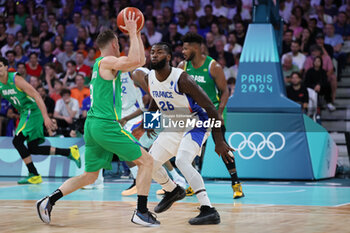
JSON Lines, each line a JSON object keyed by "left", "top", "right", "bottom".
{"left": 18, "top": 173, "right": 42, "bottom": 184}
{"left": 69, "top": 145, "right": 81, "bottom": 168}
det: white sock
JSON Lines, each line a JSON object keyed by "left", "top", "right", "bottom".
{"left": 130, "top": 166, "right": 138, "bottom": 179}
{"left": 169, "top": 168, "right": 181, "bottom": 180}
{"left": 196, "top": 191, "right": 212, "bottom": 207}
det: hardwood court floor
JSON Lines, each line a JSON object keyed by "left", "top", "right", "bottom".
{"left": 1, "top": 179, "right": 350, "bottom": 233}
{"left": 1, "top": 200, "right": 350, "bottom": 233}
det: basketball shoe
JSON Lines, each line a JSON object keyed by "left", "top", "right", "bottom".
{"left": 154, "top": 185, "right": 186, "bottom": 213}
{"left": 36, "top": 196, "right": 53, "bottom": 224}
{"left": 131, "top": 209, "right": 160, "bottom": 226}
{"left": 188, "top": 206, "right": 220, "bottom": 225}
{"left": 18, "top": 173, "right": 42, "bottom": 184}
{"left": 233, "top": 183, "right": 244, "bottom": 199}
{"left": 186, "top": 186, "right": 194, "bottom": 196}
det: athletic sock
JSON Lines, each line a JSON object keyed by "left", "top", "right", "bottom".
{"left": 137, "top": 195, "right": 148, "bottom": 213}
{"left": 130, "top": 166, "right": 138, "bottom": 179}
{"left": 196, "top": 190, "right": 212, "bottom": 207}
{"left": 169, "top": 168, "right": 181, "bottom": 180}
{"left": 49, "top": 189, "right": 63, "bottom": 206}
{"left": 26, "top": 162, "right": 39, "bottom": 176}
{"left": 230, "top": 172, "right": 239, "bottom": 185}
{"left": 55, "top": 148, "right": 70, "bottom": 156}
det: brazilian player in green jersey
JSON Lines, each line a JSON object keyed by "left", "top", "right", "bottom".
{"left": 37, "top": 12, "right": 160, "bottom": 227}
{"left": 178, "top": 33, "right": 244, "bottom": 199}
{"left": 0, "top": 57, "right": 81, "bottom": 185}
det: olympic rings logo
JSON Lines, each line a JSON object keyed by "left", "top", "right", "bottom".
{"left": 228, "top": 132, "right": 285, "bottom": 160}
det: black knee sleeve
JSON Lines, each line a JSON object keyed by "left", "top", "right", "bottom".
{"left": 12, "top": 133, "right": 30, "bottom": 159}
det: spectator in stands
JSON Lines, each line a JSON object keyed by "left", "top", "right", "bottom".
{"left": 315, "top": 32, "right": 334, "bottom": 58}
{"left": 286, "top": 72, "right": 309, "bottom": 111}
{"left": 39, "top": 41, "right": 55, "bottom": 67}
{"left": 37, "top": 85, "right": 55, "bottom": 118}
{"left": 55, "top": 23, "right": 67, "bottom": 42}
{"left": 5, "top": 13, "right": 21, "bottom": 36}
{"left": 141, "top": 33, "right": 151, "bottom": 51}
{"left": 234, "top": 21, "right": 246, "bottom": 46}
{"left": 39, "top": 21, "right": 55, "bottom": 42}
{"left": 324, "top": 24, "right": 344, "bottom": 56}
{"left": 47, "top": 13, "right": 58, "bottom": 33}
{"left": 54, "top": 89, "right": 80, "bottom": 137}
{"left": 163, "top": 6, "right": 175, "bottom": 26}
{"left": 0, "top": 23, "right": 7, "bottom": 48}
{"left": 339, "top": 0, "right": 350, "bottom": 12}
{"left": 75, "top": 52, "right": 91, "bottom": 78}
{"left": 5, "top": 50, "right": 16, "bottom": 69}
{"left": 162, "top": 23, "right": 182, "bottom": 48}
{"left": 334, "top": 11, "right": 350, "bottom": 38}
{"left": 300, "top": 29, "right": 313, "bottom": 55}
{"left": 15, "top": 31, "right": 29, "bottom": 49}
{"left": 224, "top": 32, "right": 242, "bottom": 56}
{"left": 282, "top": 40, "right": 306, "bottom": 73}
{"left": 52, "top": 35, "right": 64, "bottom": 56}
{"left": 17, "top": 62, "right": 30, "bottom": 82}
{"left": 192, "top": 0, "right": 205, "bottom": 17}
{"left": 198, "top": 5, "right": 218, "bottom": 33}
{"left": 156, "top": 15, "right": 168, "bottom": 37}
{"left": 291, "top": 5, "right": 308, "bottom": 28}
{"left": 289, "top": 14, "right": 303, "bottom": 40}
{"left": 57, "top": 41, "right": 76, "bottom": 70}
{"left": 210, "top": 22, "right": 226, "bottom": 44}
{"left": 65, "top": 12, "right": 82, "bottom": 42}
{"left": 43, "top": 63, "right": 59, "bottom": 92}
{"left": 227, "top": 77, "right": 236, "bottom": 97}
{"left": 60, "top": 60, "right": 77, "bottom": 88}
{"left": 14, "top": 3, "right": 27, "bottom": 29}
{"left": 153, "top": 0, "right": 163, "bottom": 17}
{"left": 282, "top": 29, "right": 293, "bottom": 54}
{"left": 25, "top": 52, "right": 42, "bottom": 78}
{"left": 206, "top": 32, "right": 216, "bottom": 57}
{"left": 50, "top": 80, "right": 63, "bottom": 103}
{"left": 212, "top": 39, "right": 235, "bottom": 67}
{"left": 99, "top": 4, "right": 111, "bottom": 29}
{"left": 324, "top": 0, "right": 338, "bottom": 18}
{"left": 174, "top": 0, "right": 190, "bottom": 14}
{"left": 14, "top": 44, "right": 28, "bottom": 64}
{"left": 188, "top": 24, "right": 199, "bottom": 34}
{"left": 185, "top": 7, "right": 198, "bottom": 26}
{"left": 1, "top": 34, "right": 16, "bottom": 57}
{"left": 25, "top": 32, "right": 41, "bottom": 56}
{"left": 29, "top": 76, "right": 42, "bottom": 90}
{"left": 282, "top": 54, "right": 299, "bottom": 84}
{"left": 304, "top": 56, "right": 335, "bottom": 111}
{"left": 84, "top": 48, "right": 96, "bottom": 68}
{"left": 304, "top": 45, "right": 337, "bottom": 102}
{"left": 310, "top": 5, "right": 333, "bottom": 29}
{"left": 70, "top": 74, "right": 90, "bottom": 108}
{"left": 75, "top": 27, "right": 93, "bottom": 49}
{"left": 144, "top": 20, "right": 162, "bottom": 45}
{"left": 22, "top": 17, "right": 37, "bottom": 37}
{"left": 177, "top": 13, "right": 189, "bottom": 35}
{"left": 217, "top": 57, "right": 235, "bottom": 81}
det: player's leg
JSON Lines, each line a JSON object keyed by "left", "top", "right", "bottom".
{"left": 12, "top": 132, "right": 42, "bottom": 184}
{"left": 36, "top": 170, "right": 100, "bottom": 224}
{"left": 213, "top": 125, "right": 244, "bottom": 199}
{"left": 27, "top": 139, "right": 81, "bottom": 168}
{"left": 175, "top": 132, "right": 220, "bottom": 225}
{"left": 122, "top": 161, "right": 138, "bottom": 196}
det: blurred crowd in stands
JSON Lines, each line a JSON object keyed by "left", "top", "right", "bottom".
{"left": 0, "top": 0, "right": 349, "bottom": 137}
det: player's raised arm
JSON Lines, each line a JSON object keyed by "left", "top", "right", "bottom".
{"left": 178, "top": 72, "right": 234, "bottom": 163}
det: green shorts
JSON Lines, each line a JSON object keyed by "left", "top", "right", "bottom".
{"left": 16, "top": 109, "right": 44, "bottom": 144}
{"left": 84, "top": 117, "right": 142, "bottom": 172}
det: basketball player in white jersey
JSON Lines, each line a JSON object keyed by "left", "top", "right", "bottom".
{"left": 134, "top": 42, "right": 234, "bottom": 225}
{"left": 120, "top": 67, "right": 187, "bottom": 196}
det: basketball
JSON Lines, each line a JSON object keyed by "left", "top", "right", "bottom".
{"left": 117, "top": 7, "right": 144, "bottom": 34}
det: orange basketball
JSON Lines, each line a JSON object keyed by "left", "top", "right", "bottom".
{"left": 117, "top": 7, "right": 144, "bottom": 34}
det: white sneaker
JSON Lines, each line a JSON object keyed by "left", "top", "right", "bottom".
{"left": 131, "top": 209, "right": 160, "bottom": 226}
{"left": 36, "top": 196, "right": 53, "bottom": 224}
{"left": 174, "top": 176, "right": 187, "bottom": 189}
{"left": 327, "top": 103, "right": 336, "bottom": 112}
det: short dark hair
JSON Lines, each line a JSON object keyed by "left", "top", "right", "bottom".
{"left": 5, "top": 50, "right": 16, "bottom": 57}
{"left": 66, "top": 60, "right": 76, "bottom": 66}
{"left": 0, "top": 57, "right": 9, "bottom": 66}
{"left": 291, "top": 40, "right": 300, "bottom": 46}
{"left": 29, "top": 52, "right": 38, "bottom": 58}
{"left": 152, "top": 42, "right": 172, "bottom": 55}
{"left": 60, "top": 88, "right": 71, "bottom": 96}
{"left": 96, "top": 29, "right": 117, "bottom": 49}
{"left": 182, "top": 32, "right": 204, "bottom": 45}
{"left": 291, "top": 72, "right": 302, "bottom": 79}
{"left": 17, "top": 62, "right": 25, "bottom": 67}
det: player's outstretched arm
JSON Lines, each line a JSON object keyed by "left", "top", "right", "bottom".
{"left": 178, "top": 72, "right": 234, "bottom": 163}
{"left": 14, "top": 74, "right": 55, "bottom": 131}
{"left": 210, "top": 61, "right": 229, "bottom": 116}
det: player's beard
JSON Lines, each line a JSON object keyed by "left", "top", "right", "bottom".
{"left": 150, "top": 57, "right": 167, "bottom": 70}
{"left": 186, "top": 51, "right": 195, "bottom": 61}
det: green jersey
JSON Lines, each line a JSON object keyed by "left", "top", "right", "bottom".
{"left": 184, "top": 56, "right": 220, "bottom": 108}
{"left": 87, "top": 57, "right": 123, "bottom": 121}
{"left": 0, "top": 72, "right": 38, "bottom": 113}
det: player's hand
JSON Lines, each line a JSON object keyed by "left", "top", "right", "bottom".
{"left": 118, "top": 118, "right": 127, "bottom": 127}
{"left": 132, "top": 124, "right": 145, "bottom": 140}
{"left": 215, "top": 141, "right": 235, "bottom": 164}
{"left": 44, "top": 117, "right": 57, "bottom": 132}
{"left": 146, "top": 129, "right": 157, "bottom": 139}
{"left": 119, "top": 11, "right": 139, "bottom": 34}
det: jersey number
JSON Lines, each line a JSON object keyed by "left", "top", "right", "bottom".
{"left": 10, "top": 96, "right": 21, "bottom": 106}
{"left": 159, "top": 101, "right": 174, "bottom": 111}
{"left": 122, "top": 86, "right": 127, "bottom": 94}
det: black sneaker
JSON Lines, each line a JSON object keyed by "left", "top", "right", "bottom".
{"left": 36, "top": 196, "right": 53, "bottom": 224}
{"left": 131, "top": 209, "right": 160, "bottom": 226}
{"left": 188, "top": 206, "right": 221, "bottom": 225}
{"left": 154, "top": 185, "right": 186, "bottom": 213}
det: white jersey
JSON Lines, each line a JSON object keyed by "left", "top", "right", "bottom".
{"left": 148, "top": 67, "right": 208, "bottom": 126}
{"left": 121, "top": 72, "right": 144, "bottom": 118}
